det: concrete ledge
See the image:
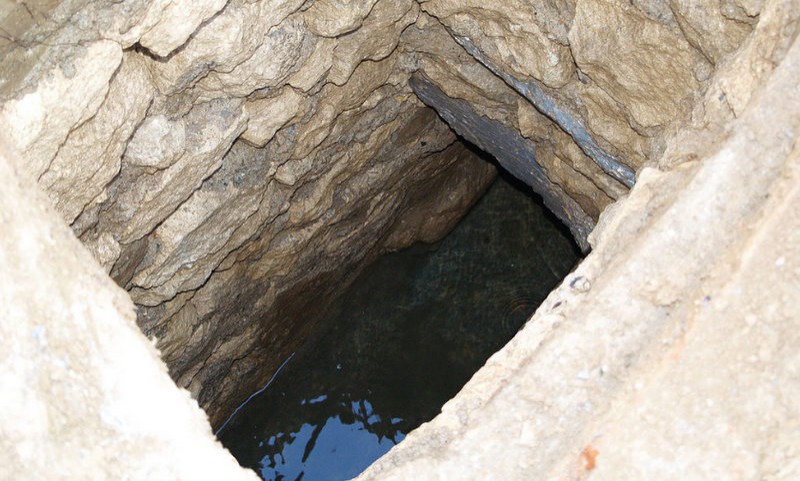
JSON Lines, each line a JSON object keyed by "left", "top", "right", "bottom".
{"left": 356, "top": 16, "right": 800, "bottom": 481}
{"left": 0, "top": 137, "right": 257, "bottom": 481}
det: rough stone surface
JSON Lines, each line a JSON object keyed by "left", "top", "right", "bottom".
{"left": 410, "top": 73, "right": 595, "bottom": 250}
{"left": 357, "top": 1, "right": 800, "bottom": 479}
{"left": 0, "top": 135, "right": 257, "bottom": 481}
{"left": 0, "top": 0, "right": 797, "bottom": 479}
{"left": 569, "top": 0, "right": 705, "bottom": 129}
{"left": 138, "top": 0, "right": 228, "bottom": 57}
{"left": 399, "top": 15, "right": 632, "bottom": 221}
{"left": 0, "top": 40, "right": 122, "bottom": 177}
{"left": 1, "top": 0, "right": 496, "bottom": 425}
{"left": 38, "top": 52, "right": 154, "bottom": 225}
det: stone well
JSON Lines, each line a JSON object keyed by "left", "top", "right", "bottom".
{"left": 1, "top": 0, "right": 798, "bottom": 479}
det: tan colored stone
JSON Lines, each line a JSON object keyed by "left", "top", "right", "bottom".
{"left": 97, "top": 98, "right": 248, "bottom": 246}
{"left": 382, "top": 141, "right": 497, "bottom": 250}
{"left": 668, "top": 0, "right": 753, "bottom": 64}
{"left": 292, "top": 53, "right": 401, "bottom": 160}
{"left": 0, "top": 40, "right": 122, "bottom": 178}
{"left": 138, "top": 0, "right": 228, "bottom": 57}
{"left": 420, "top": 0, "right": 576, "bottom": 88}
{"left": 659, "top": 0, "right": 799, "bottom": 169}
{"left": 241, "top": 87, "right": 309, "bottom": 147}
{"left": 287, "top": 36, "right": 337, "bottom": 91}
{"left": 197, "top": 14, "right": 312, "bottom": 98}
{"left": 95, "top": 0, "right": 173, "bottom": 47}
{"left": 358, "top": 10, "right": 800, "bottom": 478}
{"left": 2, "top": 1, "right": 796, "bottom": 479}
{"left": 715, "top": 0, "right": 799, "bottom": 117}
{"left": 125, "top": 114, "right": 186, "bottom": 170}
{"left": 38, "top": 52, "right": 154, "bottom": 224}
{"left": 327, "top": 0, "right": 419, "bottom": 85}
{"left": 404, "top": 19, "right": 625, "bottom": 218}
{"left": 127, "top": 155, "right": 273, "bottom": 305}
{"left": 569, "top": 0, "right": 705, "bottom": 128}
{"left": 304, "top": 0, "right": 380, "bottom": 37}
{"left": 144, "top": 101, "right": 497, "bottom": 425}
{"left": 402, "top": 18, "right": 529, "bottom": 128}
{"left": 576, "top": 81, "right": 651, "bottom": 169}
{"left": 146, "top": 0, "right": 305, "bottom": 97}
{"left": 516, "top": 100, "right": 625, "bottom": 218}
{"left": 0, "top": 135, "right": 258, "bottom": 481}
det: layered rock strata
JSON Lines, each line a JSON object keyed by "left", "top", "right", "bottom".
{"left": 359, "top": 2, "right": 800, "bottom": 478}
{"left": 0, "top": 0, "right": 777, "bottom": 456}
{"left": 2, "top": 0, "right": 498, "bottom": 424}
{"left": 0, "top": 134, "right": 259, "bottom": 480}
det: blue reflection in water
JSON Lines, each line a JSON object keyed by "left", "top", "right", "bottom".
{"left": 260, "top": 400, "right": 404, "bottom": 481}
{"left": 216, "top": 174, "right": 580, "bottom": 481}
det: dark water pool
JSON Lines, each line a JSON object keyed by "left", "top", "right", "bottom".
{"left": 216, "top": 173, "right": 580, "bottom": 481}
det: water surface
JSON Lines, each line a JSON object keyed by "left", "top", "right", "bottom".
{"left": 217, "top": 173, "right": 580, "bottom": 481}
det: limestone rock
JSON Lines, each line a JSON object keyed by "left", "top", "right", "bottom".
{"left": 0, "top": 40, "right": 122, "bottom": 178}
{"left": 38, "top": 52, "right": 154, "bottom": 224}
{"left": 327, "top": 0, "right": 419, "bottom": 85}
{"left": 668, "top": 0, "right": 755, "bottom": 64}
{"left": 145, "top": 0, "right": 307, "bottom": 98}
{"left": 409, "top": 72, "right": 595, "bottom": 250}
{"left": 125, "top": 114, "right": 187, "bottom": 170}
{"left": 0, "top": 135, "right": 258, "bottom": 481}
{"left": 148, "top": 101, "right": 496, "bottom": 425}
{"left": 304, "top": 0, "right": 381, "bottom": 37}
{"left": 241, "top": 87, "right": 309, "bottom": 147}
{"left": 714, "top": 0, "right": 797, "bottom": 117}
{"left": 3, "top": 0, "right": 749, "bottom": 427}
{"left": 1, "top": 0, "right": 796, "bottom": 479}
{"left": 138, "top": 0, "right": 229, "bottom": 57}
{"left": 196, "top": 14, "right": 312, "bottom": 99}
{"left": 420, "top": 0, "right": 576, "bottom": 88}
{"left": 569, "top": 0, "right": 706, "bottom": 129}
{"left": 92, "top": 97, "right": 248, "bottom": 249}
{"left": 357, "top": 4, "right": 800, "bottom": 478}
{"left": 402, "top": 19, "right": 624, "bottom": 221}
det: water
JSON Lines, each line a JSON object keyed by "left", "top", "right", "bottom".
{"left": 216, "top": 173, "right": 581, "bottom": 481}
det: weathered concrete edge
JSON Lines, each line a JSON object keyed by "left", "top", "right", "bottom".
{"left": 0, "top": 135, "right": 259, "bottom": 481}
{"left": 356, "top": 22, "right": 800, "bottom": 481}
{"left": 409, "top": 72, "right": 595, "bottom": 252}
{"left": 452, "top": 35, "right": 637, "bottom": 189}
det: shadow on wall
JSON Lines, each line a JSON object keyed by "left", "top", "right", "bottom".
{"left": 217, "top": 171, "right": 581, "bottom": 481}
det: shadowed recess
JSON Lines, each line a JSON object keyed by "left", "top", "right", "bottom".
{"left": 216, "top": 171, "right": 581, "bottom": 480}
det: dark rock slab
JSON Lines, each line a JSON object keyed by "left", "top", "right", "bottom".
{"left": 410, "top": 72, "right": 594, "bottom": 251}
{"left": 453, "top": 35, "right": 636, "bottom": 188}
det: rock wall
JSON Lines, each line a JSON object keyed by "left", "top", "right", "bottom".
{"left": 402, "top": 0, "right": 759, "bottom": 243}
{"left": 3, "top": 0, "right": 700, "bottom": 424}
{"left": 1, "top": 0, "right": 502, "bottom": 425}
{"left": 0, "top": 134, "right": 258, "bottom": 481}
{"left": 1, "top": 0, "right": 796, "bottom": 479}
{"left": 358, "top": 2, "right": 800, "bottom": 478}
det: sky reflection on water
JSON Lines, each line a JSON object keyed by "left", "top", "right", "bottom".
{"left": 258, "top": 400, "right": 404, "bottom": 481}
{"left": 217, "top": 174, "right": 580, "bottom": 481}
